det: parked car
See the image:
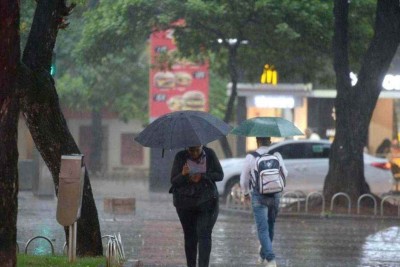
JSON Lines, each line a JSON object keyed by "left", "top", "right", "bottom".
{"left": 217, "top": 140, "right": 393, "bottom": 198}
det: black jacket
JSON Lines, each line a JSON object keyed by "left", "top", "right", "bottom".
{"left": 170, "top": 147, "right": 223, "bottom": 208}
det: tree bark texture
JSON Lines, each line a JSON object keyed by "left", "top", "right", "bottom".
{"left": 324, "top": 0, "right": 400, "bottom": 202}
{"left": 220, "top": 45, "right": 242, "bottom": 158}
{"left": 0, "top": 1, "right": 20, "bottom": 266}
{"left": 20, "top": 0, "right": 102, "bottom": 256}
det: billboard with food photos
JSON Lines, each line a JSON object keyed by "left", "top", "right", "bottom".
{"left": 149, "top": 28, "right": 209, "bottom": 121}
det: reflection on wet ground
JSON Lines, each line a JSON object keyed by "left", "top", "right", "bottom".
{"left": 361, "top": 226, "right": 400, "bottom": 267}
{"left": 17, "top": 178, "right": 400, "bottom": 266}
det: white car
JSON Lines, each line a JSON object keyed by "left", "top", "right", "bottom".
{"left": 217, "top": 140, "right": 393, "bottom": 198}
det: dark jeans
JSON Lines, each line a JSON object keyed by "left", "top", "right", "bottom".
{"left": 176, "top": 198, "right": 219, "bottom": 267}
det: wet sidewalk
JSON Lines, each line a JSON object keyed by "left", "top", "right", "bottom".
{"left": 17, "top": 178, "right": 400, "bottom": 266}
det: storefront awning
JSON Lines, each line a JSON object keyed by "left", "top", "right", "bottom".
{"left": 311, "top": 89, "right": 400, "bottom": 99}
{"left": 227, "top": 83, "right": 400, "bottom": 101}
{"left": 227, "top": 83, "right": 312, "bottom": 108}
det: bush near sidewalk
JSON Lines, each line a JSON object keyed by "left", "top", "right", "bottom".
{"left": 17, "top": 255, "right": 105, "bottom": 267}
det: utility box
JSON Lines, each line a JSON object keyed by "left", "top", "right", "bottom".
{"left": 56, "top": 155, "right": 85, "bottom": 227}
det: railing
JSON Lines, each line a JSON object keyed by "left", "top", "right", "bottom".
{"left": 330, "top": 192, "right": 351, "bottom": 214}
{"left": 305, "top": 192, "right": 325, "bottom": 214}
{"left": 281, "top": 191, "right": 301, "bottom": 212}
{"left": 357, "top": 194, "right": 377, "bottom": 216}
{"left": 224, "top": 190, "right": 400, "bottom": 217}
{"left": 20, "top": 232, "right": 126, "bottom": 266}
{"left": 103, "top": 233, "right": 126, "bottom": 267}
{"left": 381, "top": 195, "right": 400, "bottom": 217}
{"left": 24, "top": 236, "right": 55, "bottom": 255}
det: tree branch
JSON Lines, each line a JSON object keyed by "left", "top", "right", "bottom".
{"left": 19, "top": 1, "right": 102, "bottom": 256}
{"left": 17, "top": 63, "right": 78, "bottom": 180}
{"left": 333, "top": 0, "right": 351, "bottom": 92}
{"left": 356, "top": 0, "right": 400, "bottom": 144}
{"left": 357, "top": 0, "right": 400, "bottom": 99}
{"left": 22, "top": 0, "right": 75, "bottom": 70}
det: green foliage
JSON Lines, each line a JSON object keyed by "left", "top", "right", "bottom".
{"left": 348, "top": 0, "right": 376, "bottom": 72}
{"left": 129, "top": 0, "right": 375, "bottom": 87}
{"left": 17, "top": 254, "right": 104, "bottom": 267}
{"left": 20, "top": 0, "right": 36, "bottom": 49}
{"left": 209, "top": 71, "right": 229, "bottom": 119}
{"left": 26, "top": 0, "right": 376, "bottom": 123}
{"left": 58, "top": 46, "right": 149, "bottom": 121}
{"left": 56, "top": 0, "right": 149, "bottom": 122}
{"left": 108, "top": 0, "right": 376, "bottom": 126}
{"left": 178, "top": 0, "right": 335, "bottom": 84}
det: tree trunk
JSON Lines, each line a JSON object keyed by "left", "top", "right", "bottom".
{"left": 0, "top": 1, "right": 20, "bottom": 265}
{"left": 324, "top": 0, "right": 400, "bottom": 203}
{"left": 20, "top": 0, "right": 103, "bottom": 256}
{"left": 19, "top": 67, "right": 103, "bottom": 255}
{"left": 220, "top": 45, "right": 241, "bottom": 158}
{"left": 89, "top": 109, "right": 103, "bottom": 174}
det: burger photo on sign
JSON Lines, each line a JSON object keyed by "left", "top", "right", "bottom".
{"left": 154, "top": 71, "right": 175, "bottom": 89}
{"left": 175, "top": 72, "right": 193, "bottom": 87}
{"left": 182, "top": 90, "right": 206, "bottom": 111}
{"left": 166, "top": 95, "right": 183, "bottom": 111}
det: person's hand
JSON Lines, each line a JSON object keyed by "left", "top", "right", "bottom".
{"left": 190, "top": 173, "right": 202, "bottom": 183}
{"left": 182, "top": 163, "right": 190, "bottom": 176}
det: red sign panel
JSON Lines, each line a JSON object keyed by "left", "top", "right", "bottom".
{"left": 149, "top": 29, "right": 209, "bottom": 120}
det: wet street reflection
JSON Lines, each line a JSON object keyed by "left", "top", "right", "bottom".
{"left": 17, "top": 179, "right": 400, "bottom": 266}
{"left": 360, "top": 226, "right": 400, "bottom": 266}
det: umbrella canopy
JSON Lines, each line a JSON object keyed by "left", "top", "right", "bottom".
{"left": 135, "top": 111, "right": 231, "bottom": 150}
{"left": 231, "top": 117, "right": 304, "bottom": 137}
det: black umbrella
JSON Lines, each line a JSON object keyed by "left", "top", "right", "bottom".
{"left": 135, "top": 111, "right": 231, "bottom": 150}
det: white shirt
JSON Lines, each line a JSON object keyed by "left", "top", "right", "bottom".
{"left": 240, "top": 146, "right": 288, "bottom": 196}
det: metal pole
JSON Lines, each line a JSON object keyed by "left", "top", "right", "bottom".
{"left": 68, "top": 222, "right": 77, "bottom": 262}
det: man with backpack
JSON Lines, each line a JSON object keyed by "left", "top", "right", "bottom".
{"left": 240, "top": 137, "right": 288, "bottom": 267}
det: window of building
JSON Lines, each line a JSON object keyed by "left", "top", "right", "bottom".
{"left": 121, "top": 133, "right": 143, "bottom": 165}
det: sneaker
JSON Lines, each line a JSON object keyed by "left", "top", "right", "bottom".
{"left": 265, "top": 259, "right": 277, "bottom": 267}
{"left": 257, "top": 245, "right": 265, "bottom": 264}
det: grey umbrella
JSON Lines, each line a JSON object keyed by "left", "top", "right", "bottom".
{"left": 135, "top": 111, "right": 231, "bottom": 150}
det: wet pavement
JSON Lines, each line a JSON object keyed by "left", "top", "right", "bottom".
{"left": 17, "top": 178, "right": 400, "bottom": 267}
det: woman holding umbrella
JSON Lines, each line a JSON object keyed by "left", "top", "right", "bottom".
{"left": 170, "top": 145, "right": 223, "bottom": 267}
{"left": 135, "top": 111, "right": 230, "bottom": 267}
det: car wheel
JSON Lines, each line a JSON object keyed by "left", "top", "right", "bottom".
{"left": 224, "top": 176, "right": 241, "bottom": 201}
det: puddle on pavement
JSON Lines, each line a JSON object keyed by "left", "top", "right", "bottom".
{"left": 360, "top": 226, "right": 400, "bottom": 265}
